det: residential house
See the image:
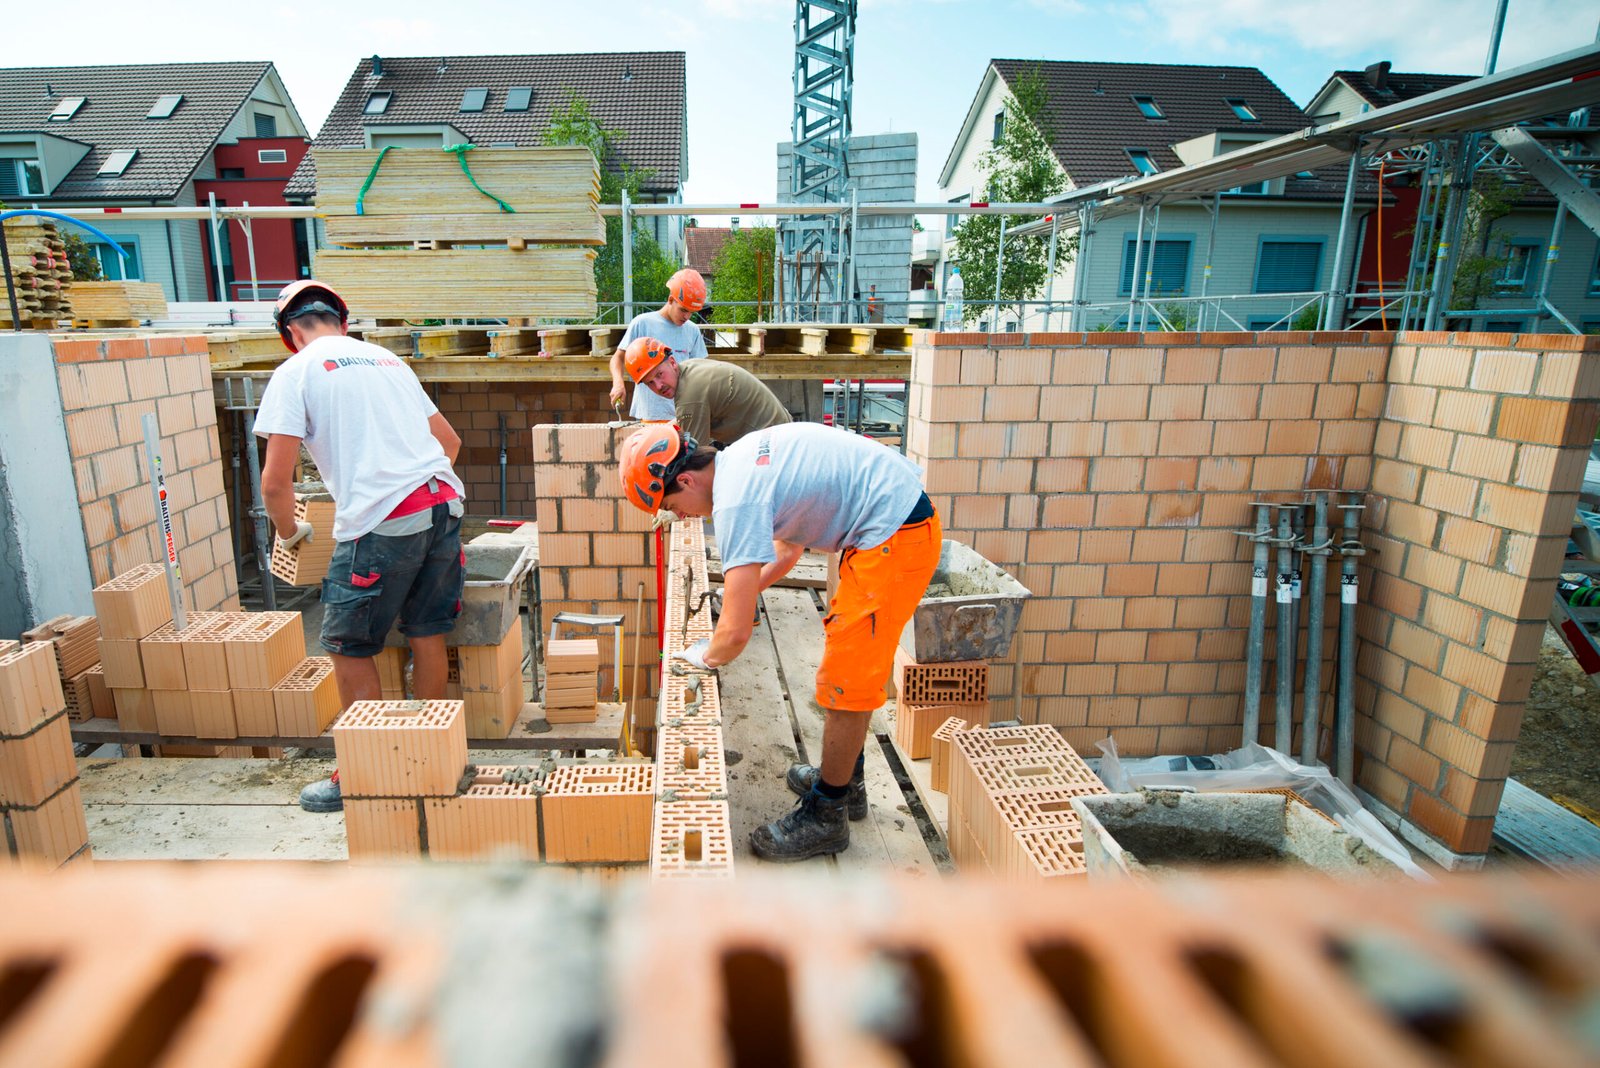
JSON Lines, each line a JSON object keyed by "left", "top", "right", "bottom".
{"left": 937, "top": 60, "right": 1376, "bottom": 333}
{"left": 684, "top": 224, "right": 733, "bottom": 289}
{"left": 0, "top": 62, "right": 311, "bottom": 301}
{"left": 1305, "top": 63, "right": 1599, "bottom": 333}
{"left": 287, "top": 52, "right": 688, "bottom": 259}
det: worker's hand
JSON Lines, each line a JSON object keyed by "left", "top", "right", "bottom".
{"left": 609, "top": 378, "right": 627, "bottom": 407}
{"left": 277, "top": 521, "right": 313, "bottom": 549}
{"left": 673, "top": 638, "right": 713, "bottom": 671}
{"left": 652, "top": 509, "right": 681, "bottom": 531}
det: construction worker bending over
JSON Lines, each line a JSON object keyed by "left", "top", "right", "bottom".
{"left": 256, "top": 281, "right": 466, "bottom": 814}
{"left": 619, "top": 422, "right": 941, "bottom": 861}
{"left": 623, "top": 337, "right": 790, "bottom": 448}
{"left": 608, "top": 268, "right": 708, "bottom": 420}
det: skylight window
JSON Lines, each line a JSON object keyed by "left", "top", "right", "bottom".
{"left": 1132, "top": 95, "right": 1164, "bottom": 119}
{"left": 365, "top": 91, "right": 392, "bottom": 114}
{"left": 1227, "top": 98, "right": 1259, "bottom": 122}
{"left": 460, "top": 88, "right": 488, "bottom": 112}
{"left": 98, "top": 150, "right": 137, "bottom": 177}
{"left": 147, "top": 94, "right": 183, "bottom": 119}
{"left": 1127, "top": 149, "right": 1159, "bottom": 176}
{"left": 505, "top": 87, "right": 532, "bottom": 112}
{"left": 49, "top": 96, "right": 85, "bottom": 121}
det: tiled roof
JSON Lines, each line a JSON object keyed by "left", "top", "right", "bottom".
{"left": 1332, "top": 70, "right": 1475, "bottom": 108}
{"left": 974, "top": 59, "right": 1354, "bottom": 200}
{"left": 0, "top": 61, "right": 273, "bottom": 200}
{"left": 286, "top": 52, "right": 685, "bottom": 198}
{"left": 684, "top": 226, "right": 732, "bottom": 275}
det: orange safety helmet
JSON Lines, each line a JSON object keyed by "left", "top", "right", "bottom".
{"left": 624, "top": 336, "right": 674, "bottom": 383}
{"left": 273, "top": 280, "right": 350, "bottom": 353}
{"left": 618, "top": 423, "right": 699, "bottom": 514}
{"left": 665, "top": 268, "right": 707, "bottom": 312}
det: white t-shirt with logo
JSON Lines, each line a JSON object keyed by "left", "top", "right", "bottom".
{"left": 712, "top": 422, "right": 925, "bottom": 569}
{"left": 254, "top": 334, "right": 465, "bottom": 542}
{"left": 619, "top": 310, "right": 707, "bottom": 420}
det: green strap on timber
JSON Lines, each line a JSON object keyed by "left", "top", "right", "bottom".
{"left": 443, "top": 143, "right": 515, "bottom": 213}
{"left": 354, "top": 146, "right": 393, "bottom": 216}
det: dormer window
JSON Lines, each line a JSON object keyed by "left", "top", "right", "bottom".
{"left": 460, "top": 88, "right": 488, "bottom": 112}
{"left": 49, "top": 96, "right": 85, "bottom": 121}
{"left": 1227, "top": 98, "right": 1259, "bottom": 122}
{"left": 147, "top": 94, "right": 183, "bottom": 119}
{"left": 1132, "top": 95, "right": 1164, "bottom": 119}
{"left": 98, "top": 150, "right": 137, "bottom": 177}
{"left": 365, "top": 91, "right": 392, "bottom": 114}
{"left": 1127, "top": 149, "right": 1159, "bottom": 176}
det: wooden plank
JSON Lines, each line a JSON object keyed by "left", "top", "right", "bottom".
{"left": 87, "top": 804, "right": 348, "bottom": 861}
{"left": 891, "top": 732, "right": 949, "bottom": 836}
{"left": 707, "top": 544, "right": 828, "bottom": 590}
{"left": 77, "top": 756, "right": 335, "bottom": 806}
{"left": 718, "top": 597, "right": 805, "bottom": 863}
{"left": 1494, "top": 777, "right": 1600, "bottom": 868}
{"left": 313, "top": 247, "right": 598, "bottom": 321}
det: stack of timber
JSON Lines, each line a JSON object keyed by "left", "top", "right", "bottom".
{"left": 312, "top": 146, "right": 602, "bottom": 321}
{"left": 69, "top": 280, "right": 167, "bottom": 327}
{"left": 0, "top": 220, "right": 72, "bottom": 327}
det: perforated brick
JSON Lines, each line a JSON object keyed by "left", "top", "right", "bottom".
{"left": 332, "top": 700, "right": 468, "bottom": 799}
{"left": 0, "top": 715, "right": 76, "bottom": 807}
{"left": 83, "top": 667, "right": 112, "bottom": 721}
{"left": 139, "top": 615, "right": 217, "bottom": 692}
{"left": 656, "top": 722, "right": 727, "bottom": 798}
{"left": 151, "top": 689, "right": 196, "bottom": 736}
{"left": 112, "top": 687, "right": 155, "bottom": 733}
{"left": 5, "top": 780, "right": 89, "bottom": 867}
{"left": 0, "top": 643, "right": 66, "bottom": 737}
{"left": 894, "top": 699, "right": 986, "bottom": 760}
{"left": 893, "top": 645, "right": 989, "bottom": 705}
{"left": 546, "top": 638, "right": 600, "bottom": 675}
{"left": 268, "top": 496, "right": 337, "bottom": 585}
{"left": 422, "top": 765, "right": 542, "bottom": 860}
{"left": 191, "top": 691, "right": 237, "bottom": 740}
{"left": 60, "top": 670, "right": 95, "bottom": 724}
{"left": 658, "top": 670, "right": 721, "bottom": 723}
{"left": 181, "top": 613, "right": 240, "bottom": 692}
{"left": 543, "top": 763, "right": 655, "bottom": 863}
{"left": 929, "top": 716, "right": 970, "bottom": 794}
{"left": 1007, "top": 829, "right": 1089, "bottom": 880}
{"left": 232, "top": 688, "right": 279, "bottom": 737}
{"left": 344, "top": 798, "right": 424, "bottom": 861}
{"left": 375, "top": 647, "right": 408, "bottom": 693}
{"left": 274, "top": 656, "right": 341, "bottom": 737}
{"left": 544, "top": 671, "right": 597, "bottom": 712}
{"left": 651, "top": 798, "right": 734, "bottom": 880}
{"left": 98, "top": 637, "right": 144, "bottom": 689}
{"left": 224, "top": 612, "right": 306, "bottom": 690}
{"left": 23, "top": 615, "right": 101, "bottom": 680}
{"left": 459, "top": 624, "right": 525, "bottom": 693}
{"left": 90, "top": 563, "right": 171, "bottom": 639}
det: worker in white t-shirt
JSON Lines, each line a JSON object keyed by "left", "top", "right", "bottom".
{"left": 608, "top": 268, "right": 709, "bottom": 420}
{"left": 619, "top": 421, "right": 942, "bottom": 862}
{"left": 254, "top": 281, "right": 466, "bottom": 814}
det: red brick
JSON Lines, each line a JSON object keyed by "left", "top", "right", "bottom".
{"left": 1095, "top": 631, "right": 1147, "bottom": 662}
{"left": 1103, "top": 563, "right": 1157, "bottom": 595}
{"left": 1144, "top": 457, "right": 1197, "bottom": 491}
{"left": 1163, "top": 346, "right": 1221, "bottom": 383}
{"left": 1195, "top": 457, "right": 1252, "bottom": 492}
{"left": 1469, "top": 348, "right": 1538, "bottom": 394}
{"left": 1203, "top": 384, "right": 1259, "bottom": 420}
{"left": 1149, "top": 384, "right": 1204, "bottom": 420}
{"left": 1092, "top": 384, "right": 1149, "bottom": 421}
{"left": 1093, "top": 494, "right": 1148, "bottom": 527}
{"left": 984, "top": 385, "right": 1040, "bottom": 422}
{"left": 1449, "top": 435, "right": 1515, "bottom": 482}
{"left": 1437, "top": 516, "right": 1500, "bottom": 566}
{"left": 1265, "top": 420, "right": 1319, "bottom": 454}
{"left": 1149, "top": 492, "right": 1202, "bottom": 527}
{"left": 1331, "top": 345, "right": 1389, "bottom": 382}
{"left": 1210, "top": 420, "right": 1267, "bottom": 455}
{"left": 1419, "top": 470, "right": 1480, "bottom": 518}
{"left": 1103, "top": 421, "right": 1161, "bottom": 456}
{"left": 1130, "top": 529, "right": 1186, "bottom": 561}
{"left": 1047, "top": 421, "right": 1104, "bottom": 457}
{"left": 1039, "top": 385, "right": 1095, "bottom": 416}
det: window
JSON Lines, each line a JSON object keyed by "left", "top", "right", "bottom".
{"left": 1255, "top": 239, "right": 1323, "bottom": 293}
{"left": 257, "top": 148, "right": 288, "bottom": 164}
{"left": 49, "top": 96, "right": 85, "bottom": 121}
{"left": 220, "top": 167, "right": 246, "bottom": 179}
{"left": 147, "top": 94, "right": 183, "bottom": 119}
{"left": 946, "top": 194, "right": 968, "bottom": 235}
{"left": 91, "top": 237, "right": 142, "bottom": 281}
{"left": 253, "top": 112, "right": 277, "bottom": 138}
{"left": 97, "top": 150, "right": 137, "bottom": 177}
{"left": 0, "top": 160, "right": 44, "bottom": 197}
{"left": 460, "top": 88, "right": 488, "bottom": 112}
{"left": 1225, "top": 180, "right": 1270, "bottom": 196}
{"left": 505, "top": 87, "right": 532, "bottom": 111}
{"left": 1121, "top": 238, "right": 1192, "bottom": 296}
{"left": 365, "top": 91, "right": 391, "bottom": 114}
{"left": 1590, "top": 247, "right": 1600, "bottom": 296}
{"left": 1132, "top": 94, "right": 1164, "bottom": 119}
{"left": 1227, "top": 98, "right": 1258, "bottom": 122}
{"left": 1484, "top": 319, "right": 1526, "bottom": 333}
{"left": 1497, "top": 241, "right": 1540, "bottom": 292}
{"left": 1127, "top": 149, "right": 1159, "bottom": 175}
{"left": 992, "top": 110, "right": 1006, "bottom": 143}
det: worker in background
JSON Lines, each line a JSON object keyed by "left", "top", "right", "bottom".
{"left": 619, "top": 422, "right": 941, "bottom": 862}
{"left": 623, "top": 337, "right": 791, "bottom": 448}
{"left": 256, "top": 280, "right": 466, "bottom": 814}
{"left": 609, "top": 268, "right": 709, "bottom": 420}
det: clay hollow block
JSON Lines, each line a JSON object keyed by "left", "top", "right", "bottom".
{"left": 459, "top": 624, "right": 525, "bottom": 693}
{"left": 422, "top": 764, "right": 542, "bottom": 861}
{"left": 112, "top": 687, "right": 156, "bottom": 733}
{"left": 893, "top": 646, "right": 989, "bottom": 705}
{"left": 181, "top": 614, "right": 240, "bottom": 692}
{"left": 22, "top": 615, "right": 101, "bottom": 680}
{"left": 542, "top": 763, "right": 655, "bottom": 863}
{"left": 650, "top": 798, "right": 734, "bottom": 880}
{"left": 190, "top": 691, "right": 237, "bottom": 740}
{"left": 274, "top": 656, "right": 341, "bottom": 737}
{"left": 232, "top": 688, "right": 279, "bottom": 737}
{"left": 462, "top": 680, "right": 525, "bottom": 740}
{"left": 269, "top": 496, "right": 338, "bottom": 586}
{"left": 344, "top": 797, "right": 423, "bottom": 861}
{"left": 140, "top": 614, "right": 219, "bottom": 692}
{"left": 896, "top": 699, "right": 987, "bottom": 760}
{"left": 0, "top": 643, "right": 67, "bottom": 737}
{"left": 332, "top": 700, "right": 468, "bottom": 799}
{"left": 98, "top": 638, "right": 145, "bottom": 689}
{"left": 0, "top": 714, "right": 77, "bottom": 808}
{"left": 224, "top": 611, "right": 306, "bottom": 690}
{"left": 91, "top": 563, "right": 172, "bottom": 640}
{"left": 83, "top": 667, "right": 113, "bottom": 721}
{"left": 929, "top": 716, "right": 971, "bottom": 794}
{"left": 6, "top": 780, "right": 90, "bottom": 868}
{"left": 546, "top": 638, "right": 601, "bottom": 675}
{"left": 151, "top": 689, "right": 196, "bottom": 737}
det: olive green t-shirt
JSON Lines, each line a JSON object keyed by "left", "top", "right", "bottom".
{"left": 674, "top": 359, "right": 792, "bottom": 448}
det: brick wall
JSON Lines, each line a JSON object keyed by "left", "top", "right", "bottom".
{"left": 52, "top": 336, "right": 239, "bottom": 613}
{"left": 530, "top": 422, "right": 659, "bottom": 701}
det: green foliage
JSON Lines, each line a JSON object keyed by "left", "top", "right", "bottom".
{"left": 708, "top": 227, "right": 776, "bottom": 323}
{"left": 950, "top": 67, "right": 1071, "bottom": 325}
{"left": 1406, "top": 170, "right": 1523, "bottom": 315}
{"left": 1290, "top": 300, "right": 1323, "bottom": 331}
{"left": 1154, "top": 301, "right": 1195, "bottom": 331}
{"left": 60, "top": 229, "right": 104, "bottom": 282}
{"left": 543, "top": 90, "right": 676, "bottom": 321}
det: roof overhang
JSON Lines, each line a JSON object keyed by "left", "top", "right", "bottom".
{"left": 937, "top": 63, "right": 1000, "bottom": 189}
{"left": 0, "top": 130, "right": 92, "bottom": 195}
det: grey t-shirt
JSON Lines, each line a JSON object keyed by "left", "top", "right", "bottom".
{"left": 619, "top": 311, "right": 707, "bottom": 420}
{"left": 712, "top": 422, "right": 926, "bottom": 568}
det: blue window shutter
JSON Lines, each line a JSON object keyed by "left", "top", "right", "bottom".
{"left": 0, "top": 165, "right": 18, "bottom": 198}
{"left": 1257, "top": 241, "right": 1321, "bottom": 293}
{"left": 1122, "top": 239, "right": 1190, "bottom": 296}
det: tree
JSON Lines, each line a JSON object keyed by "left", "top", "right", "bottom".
{"left": 950, "top": 67, "right": 1072, "bottom": 326}
{"left": 543, "top": 90, "right": 677, "bottom": 322}
{"left": 708, "top": 226, "right": 776, "bottom": 323}
{"left": 60, "top": 229, "right": 104, "bottom": 282}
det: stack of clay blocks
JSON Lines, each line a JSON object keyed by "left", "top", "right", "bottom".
{"left": 0, "top": 643, "right": 90, "bottom": 867}
{"left": 892, "top": 646, "right": 990, "bottom": 759}
{"left": 270, "top": 657, "right": 340, "bottom": 738}
{"left": 423, "top": 765, "right": 544, "bottom": 860}
{"left": 92, "top": 563, "right": 172, "bottom": 733}
{"left": 543, "top": 638, "right": 599, "bottom": 724}
{"left": 650, "top": 516, "right": 733, "bottom": 880}
{"left": 543, "top": 763, "right": 656, "bottom": 863}
{"left": 458, "top": 621, "right": 525, "bottom": 738}
{"left": 21, "top": 615, "right": 106, "bottom": 723}
{"left": 268, "top": 494, "right": 337, "bottom": 586}
{"left": 333, "top": 699, "right": 470, "bottom": 861}
{"left": 223, "top": 610, "right": 308, "bottom": 739}
{"left": 947, "top": 725, "right": 1106, "bottom": 881}
{"left": 930, "top": 715, "right": 971, "bottom": 793}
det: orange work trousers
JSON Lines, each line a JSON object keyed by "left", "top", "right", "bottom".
{"left": 815, "top": 512, "right": 942, "bottom": 712}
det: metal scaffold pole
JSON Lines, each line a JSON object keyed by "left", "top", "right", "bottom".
{"left": 621, "top": 189, "right": 634, "bottom": 324}
{"left": 1321, "top": 145, "right": 1362, "bottom": 330}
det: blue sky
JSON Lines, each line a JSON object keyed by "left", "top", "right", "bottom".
{"left": 13, "top": 0, "right": 1592, "bottom": 207}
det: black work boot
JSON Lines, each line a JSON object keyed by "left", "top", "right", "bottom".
{"left": 785, "top": 763, "right": 868, "bottom": 821}
{"left": 750, "top": 790, "right": 850, "bottom": 862}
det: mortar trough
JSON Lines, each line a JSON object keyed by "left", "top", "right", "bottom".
{"left": 899, "top": 539, "right": 1032, "bottom": 663}
{"left": 384, "top": 543, "right": 535, "bottom": 648}
{"left": 1070, "top": 790, "right": 1398, "bottom": 879}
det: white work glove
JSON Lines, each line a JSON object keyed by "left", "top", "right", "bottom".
{"left": 277, "top": 521, "right": 314, "bottom": 550}
{"left": 652, "top": 508, "right": 681, "bottom": 531}
{"left": 673, "top": 638, "right": 713, "bottom": 671}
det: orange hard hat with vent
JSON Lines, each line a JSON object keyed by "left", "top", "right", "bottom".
{"left": 624, "top": 336, "right": 674, "bottom": 384}
{"left": 273, "top": 280, "right": 349, "bottom": 353}
{"left": 666, "top": 268, "right": 707, "bottom": 312}
{"left": 619, "top": 423, "right": 698, "bottom": 514}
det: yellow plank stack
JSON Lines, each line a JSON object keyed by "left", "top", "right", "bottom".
{"left": 68, "top": 281, "right": 168, "bottom": 325}
{"left": 0, "top": 219, "right": 72, "bottom": 327}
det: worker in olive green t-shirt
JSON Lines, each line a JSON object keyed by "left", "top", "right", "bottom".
{"left": 622, "top": 340, "right": 791, "bottom": 447}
